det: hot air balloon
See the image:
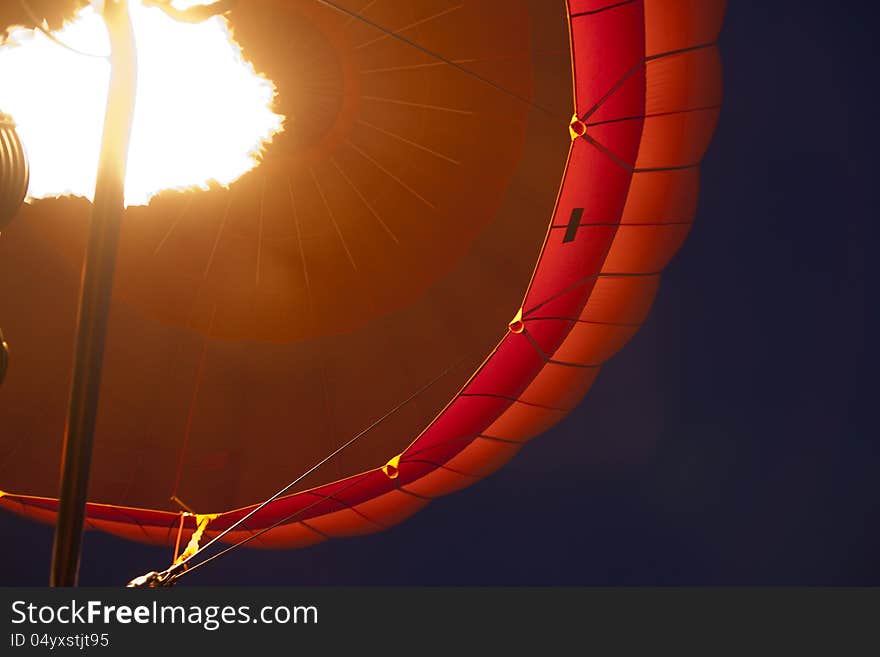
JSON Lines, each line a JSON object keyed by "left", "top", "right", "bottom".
{"left": 0, "top": 0, "right": 725, "bottom": 583}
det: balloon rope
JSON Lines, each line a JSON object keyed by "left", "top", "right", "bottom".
{"left": 312, "top": 0, "right": 567, "bottom": 120}
{"left": 171, "top": 512, "right": 186, "bottom": 563}
{"left": 16, "top": 0, "right": 109, "bottom": 59}
{"left": 166, "top": 357, "right": 467, "bottom": 580}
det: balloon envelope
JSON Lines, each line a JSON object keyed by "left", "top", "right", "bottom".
{"left": 0, "top": 0, "right": 725, "bottom": 550}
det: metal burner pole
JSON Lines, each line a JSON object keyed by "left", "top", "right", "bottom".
{"left": 50, "top": 0, "right": 137, "bottom": 587}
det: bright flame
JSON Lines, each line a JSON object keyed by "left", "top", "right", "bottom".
{"left": 0, "top": 1, "right": 284, "bottom": 206}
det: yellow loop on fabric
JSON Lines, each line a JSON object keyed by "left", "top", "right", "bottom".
{"left": 173, "top": 513, "right": 218, "bottom": 566}
{"left": 382, "top": 454, "right": 402, "bottom": 480}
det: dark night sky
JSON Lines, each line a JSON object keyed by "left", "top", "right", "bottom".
{"left": 1, "top": 1, "right": 876, "bottom": 586}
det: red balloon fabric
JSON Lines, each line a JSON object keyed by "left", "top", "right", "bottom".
{"left": 0, "top": 0, "right": 725, "bottom": 552}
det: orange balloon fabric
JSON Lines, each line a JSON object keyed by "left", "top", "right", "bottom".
{"left": 0, "top": 0, "right": 725, "bottom": 550}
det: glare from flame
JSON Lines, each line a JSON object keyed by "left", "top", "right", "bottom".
{"left": 0, "top": 2, "right": 285, "bottom": 207}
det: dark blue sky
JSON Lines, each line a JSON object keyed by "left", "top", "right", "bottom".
{"left": 2, "top": 0, "right": 876, "bottom": 586}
